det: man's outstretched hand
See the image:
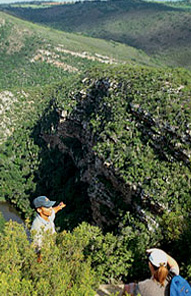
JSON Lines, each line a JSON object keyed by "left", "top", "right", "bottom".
{"left": 53, "top": 202, "right": 66, "bottom": 214}
{"left": 59, "top": 202, "right": 66, "bottom": 210}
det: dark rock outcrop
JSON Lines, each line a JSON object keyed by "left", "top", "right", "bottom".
{"left": 40, "top": 78, "right": 175, "bottom": 230}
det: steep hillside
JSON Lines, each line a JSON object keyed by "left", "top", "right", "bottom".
{"left": 1, "top": 8, "right": 191, "bottom": 287}
{"left": 3, "top": 0, "right": 191, "bottom": 68}
{"left": 0, "top": 10, "right": 157, "bottom": 90}
{"left": 0, "top": 10, "right": 158, "bottom": 143}
{"left": 1, "top": 62, "right": 191, "bottom": 283}
{"left": 33, "top": 64, "right": 191, "bottom": 230}
{"left": 1, "top": 61, "right": 191, "bottom": 243}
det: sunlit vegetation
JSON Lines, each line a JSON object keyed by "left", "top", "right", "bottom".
{"left": 0, "top": 221, "right": 98, "bottom": 295}
{"left": 1, "top": 62, "right": 191, "bottom": 283}
{"left": 0, "top": 9, "right": 157, "bottom": 88}
{"left": 2, "top": 0, "right": 191, "bottom": 68}
{"left": 0, "top": 4, "right": 191, "bottom": 293}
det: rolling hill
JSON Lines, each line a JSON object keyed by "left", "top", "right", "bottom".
{"left": 0, "top": 10, "right": 158, "bottom": 143}
{"left": 0, "top": 5, "right": 191, "bottom": 290}
{"left": 2, "top": 0, "right": 191, "bottom": 68}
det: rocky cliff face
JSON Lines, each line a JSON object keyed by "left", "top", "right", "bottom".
{"left": 36, "top": 63, "right": 191, "bottom": 234}
{"left": 41, "top": 79, "right": 133, "bottom": 229}
{"left": 41, "top": 77, "right": 168, "bottom": 230}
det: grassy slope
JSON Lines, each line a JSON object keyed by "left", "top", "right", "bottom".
{"left": 4, "top": 0, "right": 191, "bottom": 68}
{"left": 0, "top": 10, "right": 158, "bottom": 89}
{"left": 0, "top": 9, "right": 158, "bottom": 142}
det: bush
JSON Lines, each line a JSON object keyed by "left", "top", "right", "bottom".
{"left": 57, "top": 220, "right": 153, "bottom": 283}
{"left": 0, "top": 218, "right": 153, "bottom": 295}
{"left": 0, "top": 212, "right": 5, "bottom": 233}
{"left": 0, "top": 221, "right": 98, "bottom": 296}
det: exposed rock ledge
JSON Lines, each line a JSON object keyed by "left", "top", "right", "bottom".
{"left": 96, "top": 284, "right": 124, "bottom": 296}
{"left": 41, "top": 78, "right": 166, "bottom": 230}
{"left": 42, "top": 83, "right": 135, "bottom": 229}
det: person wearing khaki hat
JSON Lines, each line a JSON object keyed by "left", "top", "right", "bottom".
{"left": 122, "top": 248, "right": 179, "bottom": 296}
{"left": 31, "top": 196, "right": 66, "bottom": 256}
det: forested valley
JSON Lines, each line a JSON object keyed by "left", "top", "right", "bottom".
{"left": 0, "top": 1, "right": 191, "bottom": 295}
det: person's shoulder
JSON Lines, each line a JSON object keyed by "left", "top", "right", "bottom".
{"left": 138, "top": 278, "right": 165, "bottom": 295}
{"left": 137, "top": 278, "right": 153, "bottom": 291}
{"left": 138, "top": 278, "right": 153, "bottom": 286}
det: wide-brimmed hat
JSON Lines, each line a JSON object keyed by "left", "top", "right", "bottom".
{"left": 148, "top": 249, "right": 167, "bottom": 268}
{"left": 33, "top": 196, "right": 56, "bottom": 209}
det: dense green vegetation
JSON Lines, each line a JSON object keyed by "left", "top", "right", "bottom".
{"left": 2, "top": 0, "right": 191, "bottom": 68}
{"left": 0, "top": 221, "right": 98, "bottom": 295}
{"left": 0, "top": 76, "right": 82, "bottom": 217}
{"left": 61, "top": 64, "right": 191, "bottom": 281}
{"left": 1, "top": 62, "right": 191, "bottom": 283}
{"left": 1, "top": 5, "right": 191, "bottom": 294}
{"left": 86, "top": 65, "right": 191, "bottom": 201}
{"left": 0, "top": 9, "right": 157, "bottom": 88}
{"left": 0, "top": 213, "right": 5, "bottom": 233}
{"left": 0, "top": 10, "right": 158, "bottom": 218}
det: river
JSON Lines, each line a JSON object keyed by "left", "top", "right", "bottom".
{"left": 0, "top": 201, "right": 23, "bottom": 223}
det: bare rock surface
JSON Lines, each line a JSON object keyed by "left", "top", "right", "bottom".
{"left": 96, "top": 284, "right": 124, "bottom": 296}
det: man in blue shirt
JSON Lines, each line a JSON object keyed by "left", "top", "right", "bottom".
{"left": 31, "top": 196, "right": 66, "bottom": 258}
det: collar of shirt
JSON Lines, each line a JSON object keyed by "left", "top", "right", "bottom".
{"left": 36, "top": 214, "right": 52, "bottom": 226}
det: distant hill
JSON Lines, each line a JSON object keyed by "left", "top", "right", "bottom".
{"left": 0, "top": 10, "right": 159, "bottom": 90}
{"left": 0, "top": 10, "right": 159, "bottom": 141}
{"left": 2, "top": 0, "right": 191, "bottom": 68}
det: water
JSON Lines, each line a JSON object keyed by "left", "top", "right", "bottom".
{"left": 0, "top": 201, "right": 23, "bottom": 224}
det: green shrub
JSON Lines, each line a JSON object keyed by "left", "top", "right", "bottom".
{"left": 57, "top": 221, "right": 153, "bottom": 283}
{"left": 0, "top": 221, "right": 98, "bottom": 296}
{"left": 0, "top": 212, "right": 5, "bottom": 233}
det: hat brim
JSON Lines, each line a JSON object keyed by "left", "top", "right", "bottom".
{"left": 43, "top": 200, "right": 56, "bottom": 208}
